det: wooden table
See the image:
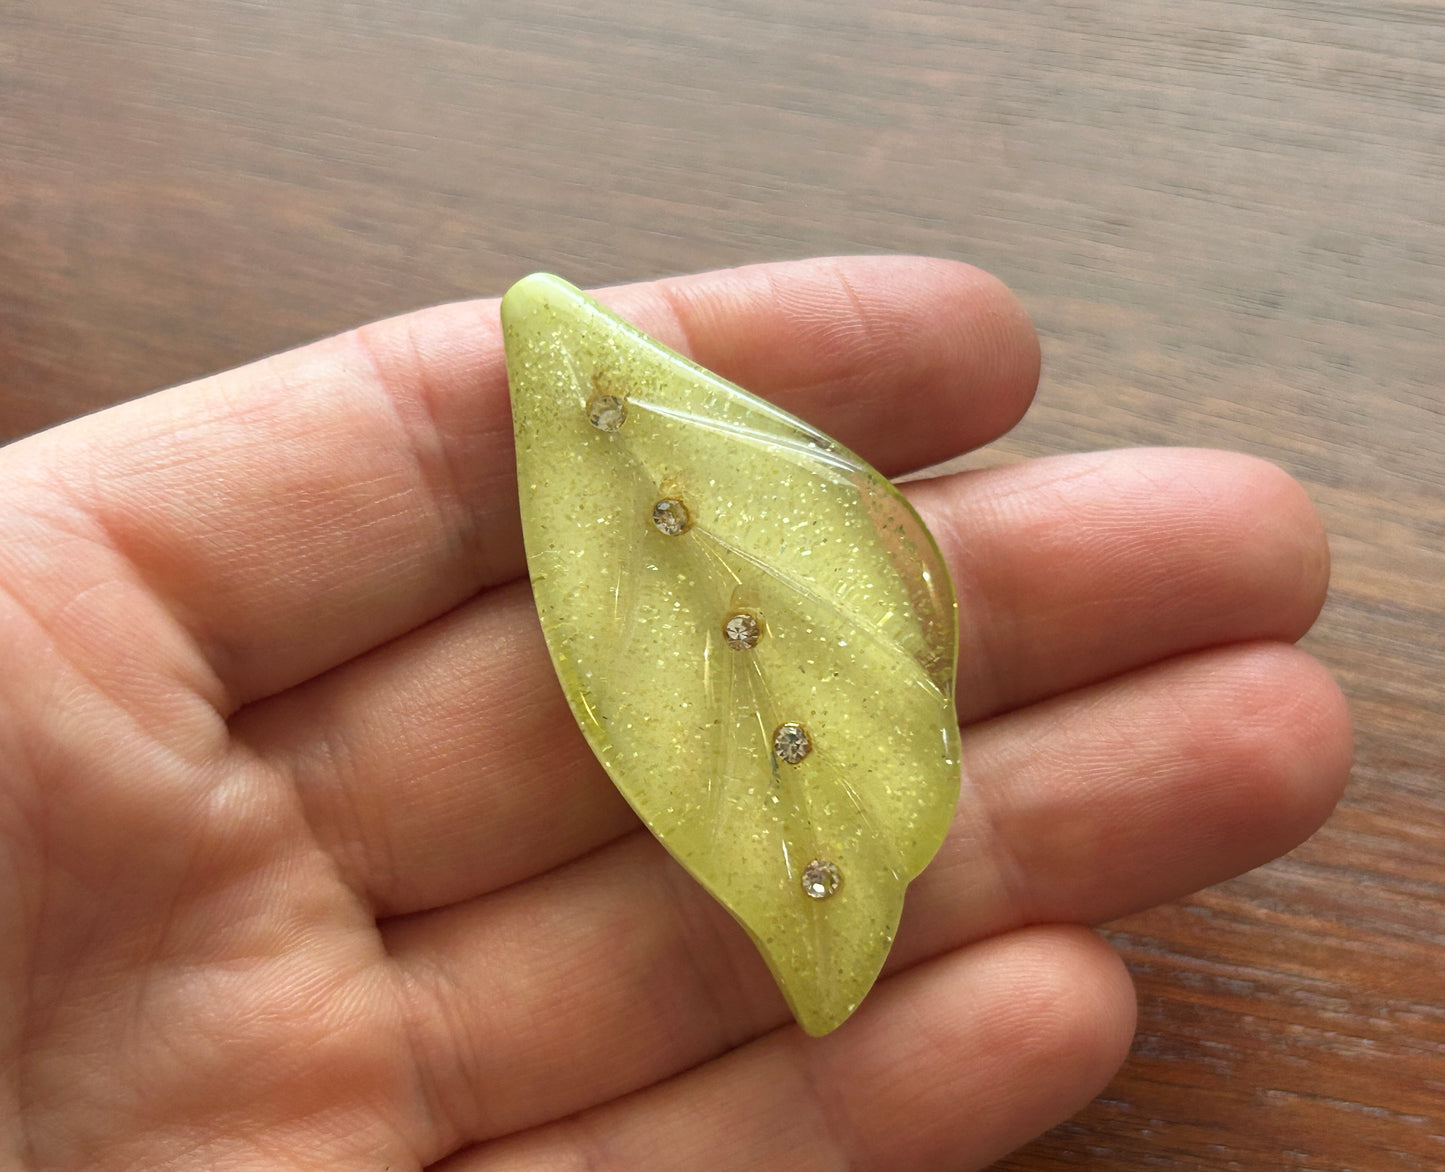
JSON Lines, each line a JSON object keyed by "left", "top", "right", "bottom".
{"left": 2, "top": 3, "right": 1441, "bottom": 1167}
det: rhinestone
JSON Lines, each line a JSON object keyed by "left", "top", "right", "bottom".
{"left": 722, "top": 611, "right": 761, "bottom": 650}
{"left": 586, "top": 393, "right": 627, "bottom": 432}
{"left": 801, "top": 859, "right": 841, "bottom": 899}
{"left": 773, "top": 722, "right": 811, "bottom": 764}
{"left": 651, "top": 498, "right": 691, "bottom": 536}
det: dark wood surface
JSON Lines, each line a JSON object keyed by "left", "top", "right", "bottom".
{"left": 2, "top": 2, "right": 1441, "bottom": 1167}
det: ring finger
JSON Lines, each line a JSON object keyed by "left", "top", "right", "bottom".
{"left": 386, "top": 639, "right": 1349, "bottom": 1159}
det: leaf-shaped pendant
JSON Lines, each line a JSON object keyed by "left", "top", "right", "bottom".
{"left": 503, "top": 274, "right": 961, "bottom": 1036}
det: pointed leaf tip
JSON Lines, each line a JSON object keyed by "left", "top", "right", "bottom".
{"left": 499, "top": 271, "right": 573, "bottom": 326}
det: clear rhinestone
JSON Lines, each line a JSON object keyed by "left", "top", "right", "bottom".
{"left": 651, "top": 498, "right": 691, "bottom": 536}
{"left": 773, "top": 722, "right": 811, "bottom": 764}
{"left": 586, "top": 393, "right": 627, "bottom": 432}
{"left": 722, "top": 611, "right": 761, "bottom": 650}
{"left": 801, "top": 859, "right": 841, "bottom": 899}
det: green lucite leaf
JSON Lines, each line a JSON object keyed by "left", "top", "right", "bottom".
{"left": 503, "top": 274, "right": 961, "bottom": 1036}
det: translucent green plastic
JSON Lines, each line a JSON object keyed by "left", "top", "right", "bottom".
{"left": 503, "top": 274, "right": 961, "bottom": 1035}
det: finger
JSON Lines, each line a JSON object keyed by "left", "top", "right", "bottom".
{"left": 236, "top": 447, "right": 1330, "bottom": 916}
{"left": 6, "top": 256, "right": 1038, "bottom": 707}
{"left": 383, "top": 642, "right": 1348, "bottom": 1147}
{"left": 902, "top": 642, "right": 1353, "bottom": 952}
{"left": 433, "top": 928, "right": 1134, "bottom": 1172}
{"left": 908, "top": 445, "right": 1332, "bottom": 721}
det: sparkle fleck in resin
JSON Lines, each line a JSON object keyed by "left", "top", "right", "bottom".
{"left": 502, "top": 274, "right": 961, "bottom": 1036}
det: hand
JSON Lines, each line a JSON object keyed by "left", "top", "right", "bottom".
{"left": 0, "top": 257, "right": 1350, "bottom": 1171}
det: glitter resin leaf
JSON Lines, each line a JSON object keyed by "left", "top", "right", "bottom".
{"left": 503, "top": 274, "right": 961, "bottom": 1036}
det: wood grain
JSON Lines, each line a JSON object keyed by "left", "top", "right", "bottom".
{"left": 1, "top": 1, "right": 1441, "bottom": 1167}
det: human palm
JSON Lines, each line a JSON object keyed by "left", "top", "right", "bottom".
{"left": 0, "top": 257, "right": 1350, "bottom": 1171}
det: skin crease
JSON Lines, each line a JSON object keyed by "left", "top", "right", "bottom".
{"left": 0, "top": 257, "right": 1352, "bottom": 1171}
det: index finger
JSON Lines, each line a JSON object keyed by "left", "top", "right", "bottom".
{"left": 4, "top": 256, "right": 1039, "bottom": 709}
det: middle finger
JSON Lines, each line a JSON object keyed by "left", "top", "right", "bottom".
{"left": 235, "top": 446, "right": 1329, "bottom": 917}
